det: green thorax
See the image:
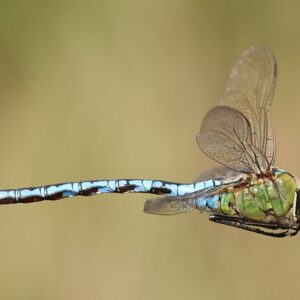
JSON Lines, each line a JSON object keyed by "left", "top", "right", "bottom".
{"left": 220, "top": 170, "right": 297, "bottom": 223}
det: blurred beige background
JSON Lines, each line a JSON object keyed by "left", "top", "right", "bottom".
{"left": 0, "top": 0, "right": 299, "bottom": 299}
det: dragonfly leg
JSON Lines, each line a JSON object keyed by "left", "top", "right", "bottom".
{"left": 289, "top": 224, "right": 300, "bottom": 237}
{"left": 209, "top": 215, "right": 291, "bottom": 238}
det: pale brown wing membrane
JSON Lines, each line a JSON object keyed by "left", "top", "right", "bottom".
{"left": 195, "top": 166, "right": 243, "bottom": 182}
{"left": 144, "top": 196, "right": 195, "bottom": 215}
{"left": 197, "top": 106, "right": 269, "bottom": 174}
{"left": 197, "top": 46, "right": 277, "bottom": 174}
{"left": 219, "top": 45, "right": 277, "bottom": 167}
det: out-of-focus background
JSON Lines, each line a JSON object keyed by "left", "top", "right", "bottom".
{"left": 0, "top": 1, "right": 299, "bottom": 299}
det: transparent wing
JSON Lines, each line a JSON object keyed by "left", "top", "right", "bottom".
{"left": 144, "top": 196, "right": 196, "bottom": 215}
{"left": 197, "top": 106, "right": 269, "bottom": 174}
{"left": 144, "top": 182, "right": 236, "bottom": 215}
{"left": 195, "top": 167, "right": 243, "bottom": 181}
{"left": 219, "top": 45, "right": 277, "bottom": 166}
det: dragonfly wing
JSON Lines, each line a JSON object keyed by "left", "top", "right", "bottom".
{"left": 195, "top": 167, "right": 243, "bottom": 181}
{"left": 197, "top": 106, "right": 269, "bottom": 174}
{"left": 144, "top": 196, "right": 196, "bottom": 215}
{"left": 144, "top": 182, "right": 238, "bottom": 215}
{"left": 219, "top": 45, "right": 277, "bottom": 167}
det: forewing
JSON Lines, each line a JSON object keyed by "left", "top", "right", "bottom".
{"left": 219, "top": 45, "right": 277, "bottom": 166}
{"left": 197, "top": 106, "right": 269, "bottom": 174}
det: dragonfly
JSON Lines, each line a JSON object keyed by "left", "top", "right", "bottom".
{"left": 1, "top": 45, "right": 299, "bottom": 238}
